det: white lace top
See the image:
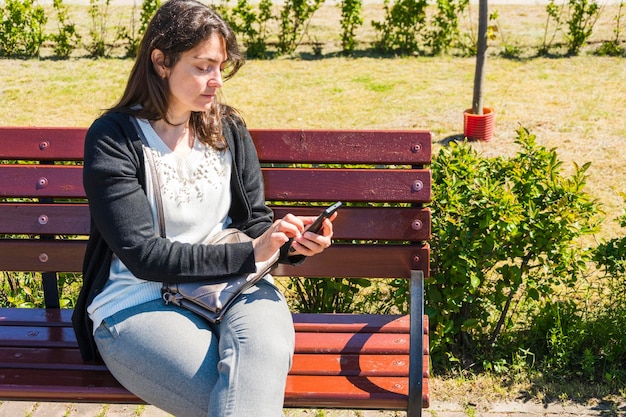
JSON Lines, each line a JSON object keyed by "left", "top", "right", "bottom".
{"left": 88, "top": 118, "right": 233, "bottom": 331}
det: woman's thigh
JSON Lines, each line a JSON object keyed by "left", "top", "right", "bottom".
{"left": 208, "top": 279, "right": 295, "bottom": 416}
{"left": 94, "top": 280, "right": 295, "bottom": 417}
{"left": 94, "top": 299, "right": 219, "bottom": 417}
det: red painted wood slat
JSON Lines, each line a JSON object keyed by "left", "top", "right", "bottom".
{"left": 0, "top": 165, "right": 430, "bottom": 203}
{"left": 0, "top": 240, "right": 429, "bottom": 278}
{"left": 0, "top": 370, "right": 430, "bottom": 408}
{"left": 0, "top": 204, "right": 430, "bottom": 241}
{"left": 0, "top": 127, "right": 431, "bottom": 165}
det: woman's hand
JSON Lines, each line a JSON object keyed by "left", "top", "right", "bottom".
{"left": 288, "top": 212, "right": 336, "bottom": 256}
{"left": 252, "top": 213, "right": 336, "bottom": 262}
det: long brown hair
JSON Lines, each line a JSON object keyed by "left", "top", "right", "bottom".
{"left": 109, "top": 0, "right": 245, "bottom": 149}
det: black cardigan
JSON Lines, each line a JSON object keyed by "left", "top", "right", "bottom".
{"left": 72, "top": 112, "right": 301, "bottom": 361}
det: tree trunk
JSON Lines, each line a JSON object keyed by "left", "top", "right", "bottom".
{"left": 471, "top": 0, "right": 488, "bottom": 115}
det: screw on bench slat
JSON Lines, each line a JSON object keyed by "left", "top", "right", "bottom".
{"left": 37, "top": 177, "right": 48, "bottom": 189}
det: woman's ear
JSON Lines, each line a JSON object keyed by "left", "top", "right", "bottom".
{"left": 151, "top": 49, "right": 169, "bottom": 79}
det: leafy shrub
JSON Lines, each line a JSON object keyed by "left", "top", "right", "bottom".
{"left": 539, "top": 0, "right": 566, "bottom": 55}
{"left": 339, "top": 0, "right": 364, "bottom": 54}
{"left": 116, "top": 0, "right": 160, "bottom": 58}
{"left": 277, "top": 0, "right": 324, "bottom": 55}
{"left": 217, "top": 0, "right": 274, "bottom": 58}
{"left": 0, "top": 0, "right": 47, "bottom": 57}
{"left": 86, "top": 0, "right": 112, "bottom": 58}
{"left": 427, "top": 0, "right": 469, "bottom": 55}
{"left": 50, "top": 0, "right": 81, "bottom": 59}
{"left": 594, "top": 1, "right": 625, "bottom": 56}
{"left": 565, "top": 0, "right": 601, "bottom": 55}
{"left": 371, "top": 0, "right": 429, "bottom": 54}
{"left": 427, "top": 126, "right": 600, "bottom": 367}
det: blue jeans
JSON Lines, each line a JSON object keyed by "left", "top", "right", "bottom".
{"left": 93, "top": 280, "right": 295, "bottom": 417}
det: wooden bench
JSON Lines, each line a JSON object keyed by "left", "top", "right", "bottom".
{"left": 0, "top": 126, "right": 431, "bottom": 416}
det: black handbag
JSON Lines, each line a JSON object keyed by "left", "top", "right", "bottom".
{"left": 134, "top": 118, "right": 275, "bottom": 323}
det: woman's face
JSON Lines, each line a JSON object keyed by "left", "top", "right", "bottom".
{"left": 158, "top": 34, "right": 227, "bottom": 121}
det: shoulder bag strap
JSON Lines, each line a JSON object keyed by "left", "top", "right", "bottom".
{"left": 130, "top": 117, "right": 166, "bottom": 238}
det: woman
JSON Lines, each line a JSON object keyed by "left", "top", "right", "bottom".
{"left": 71, "top": 1, "right": 334, "bottom": 416}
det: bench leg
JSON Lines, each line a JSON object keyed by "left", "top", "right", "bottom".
{"left": 42, "top": 272, "right": 60, "bottom": 309}
{"left": 407, "top": 270, "right": 424, "bottom": 417}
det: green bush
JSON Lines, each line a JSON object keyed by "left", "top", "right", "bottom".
{"left": 50, "top": 0, "right": 81, "bottom": 59}
{"left": 427, "top": 126, "right": 601, "bottom": 367}
{"left": 0, "top": 0, "right": 47, "bottom": 57}
{"left": 217, "top": 0, "right": 274, "bottom": 58}
{"left": 339, "top": 0, "right": 363, "bottom": 54}
{"left": 565, "top": 0, "right": 601, "bottom": 55}
{"left": 372, "top": 0, "right": 428, "bottom": 54}
{"left": 277, "top": 0, "right": 324, "bottom": 55}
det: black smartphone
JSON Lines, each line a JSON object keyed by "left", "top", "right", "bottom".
{"left": 305, "top": 201, "right": 342, "bottom": 234}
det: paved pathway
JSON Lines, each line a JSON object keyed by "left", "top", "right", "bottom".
{"left": 2, "top": 400, "right": 624, "bottom": 417}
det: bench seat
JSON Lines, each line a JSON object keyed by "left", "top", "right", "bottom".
{"left": 0, "top": 308, "right": 429, "bottom": 409}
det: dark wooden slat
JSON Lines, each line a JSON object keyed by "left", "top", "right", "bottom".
{"left": 0, "top": 204, "right": 430, "bottom": 241}
{"left": 272, "top": 206, "right": 431, "bottom": 241}
{"left": 263, "top": 168, "right": 431, "bottom": 203}
{"left": 1, "top": 326, "right": 77, "bottom": 348}
{"left": 0, "top": 165, "right": 430, "bottom": 203}
{"left": 0, "top": 204, "right": 90, "bottom": 235}
{"left": 0, "top": 309, "right": 420, "bottom": 331}
{"left": 0, "top": 239, "right": 86, "bottom": 272}
{"left": 0, "top": 127, "right": 431, "bottom": 165}
{"left": 1, "top": 324, "right": 426, "bottom": 354}
{"left": 0, "top": 347, "right": 107, "bottom": 371}
{"left": 0, "top": 348, "right": 428, "bottom": 378}
{"left": 276, "top": 244, "right": 429, "bottom": 278}
{"left": 0, "top": 369, "right": 140, "bottom": 403}
{"left": 251, "top": 129, "right": 431, "bottom": 164}
{"left": 0, "top": 165, "right": 84, "bottom": 198}
{"left": 0, "top": 308, "right": 73, "bottom": 326}
{"left": 0, "top": 127, "right": 86, "bottom": 161}
{"left": 0, "top": 240, "right": 429, "bottom": 278}
{"left": 0, "top": 369, "right": 428, "bottom": 409}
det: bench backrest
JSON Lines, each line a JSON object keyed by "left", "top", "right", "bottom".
{"left": 0, "top": 127, "right": 431, "bottom": 305}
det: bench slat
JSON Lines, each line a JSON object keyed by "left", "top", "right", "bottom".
{"left": 0, "top": 204, "right": 431, "bottom": 241}
{"left": 0, "top": 127, "right": 431, "bottom": 165}
{"left": 252, "top": 129, "right": 431, "bottom": 164}
{"left": 0, "top": 204, "right": 91, "bottom": 235}
{"left": 0, "top": 165, "right": 431, "bottom": 203}
{"left": 1, "top": 326, "right": 428, "bottom": 355}
{"left": 0, "top": 127, "right": 86, "bottom": 161}
{"left": 0, "top": 240, "right": 429, "bottom": 278}
{"left": 0, "top": 309, "right": 428, "bottom": 337}
{"left": 0, "top": 347, "right": 429, "bottom": 378}
{"left": 263, "top": 168, "right": 431, "bottom": 202}
{"left": 0, "top": 370, "right": 429, "bottom": 409}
